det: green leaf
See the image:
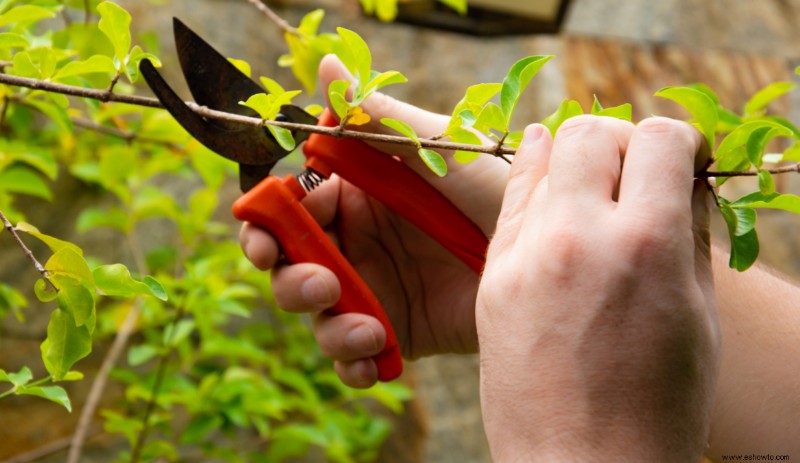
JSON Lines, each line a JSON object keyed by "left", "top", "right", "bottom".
{"left": 758, "top": 170, "right": 776, "bottom": 195}
{"left": 418, "top": 148, "right": 447, "bottom": 177}
{"left": 716, "top": 120, "right": 792, "bottom": 166}
{"left": 0, "top": 5, "right": 58, "bottom": 28}
{"left": 380, "top": 117, "right": 419, "bottom": 143}
{"left": 328, "top": 80, "right": 351, "bottom": 120}
{"left": 782, "top": 142, "right": 800, "bottom": 162}
{"left": 268, "top": 126, "right": 296, "bottom": 151}
{"left": 259, "top": 76, "right": 285, "bottom": 94}
{"left": 163, "top": 319, "right": 195, "bottom": 347}
{"left": 93, "top": 264, "right": 168, "bottom": 301}
{"left": 732, "top": 191, "right": 800, "bottom": 215}
{"left": 53, "top": 55, "right": 116, "bottom": 80}
{"left": 499, "top": 55, "right": 553, "bottom": 126}
{"left": 366, "top": 70, "right": 407, "bottom": 91}
{"left": 719, "top": 201, "right": 759, "bottom": 271}
{"left": 142, "top": 276, "right": 167, "bottom": 301}
{"left": 744, "top": 82, "right": 796, "bottom": 116}
{"left": 541, "top": 99, "right": 584, "bottom": 135}
{"left": 5, "top": 147, "right": 58, "bottom": 180}
{"left": 55, "top": 277, "right": 95, "bottom": 328}
{"left": 4, "top": 366, "right": 32, "bottom": 387}
{"left": 0, "top": 282, "right": 27, "bottom": 320}
{"left": 76, "top": 207, "right": 131, "bottom": 233}
{"left": 336, "top": 27, "right": 371, "bottom": 89}
{"left": 595, "top": 103, "right": 632, "bottom": 122}
{"left": 229, "top": 58, "right": 252, "bottom": 78}
{"left": 438, "top": 0, "right": 467, "bottom": 14}
{"left": 97, "top": 1, "right": 132, "bottom": 65}
{"left": 17, "top": 385, "right": 72, "bottom": 412}
{"left": 591, "top": 95, "right": 603, "bottom": 114}
{"left": 124, "top": 45, "right": 160, "bottom": 83}
{"left": 475, "top": 103, "right": 506, "bottom": 133}
{"left": 15, "top": 222, "right": 84, "bottom": 256}
{"left": 46, "top": 248, "right": 94, "bottom": 284}
{"left": 0, "top": 32, "right": 29, "bottom": 49}
{"left": 34, "top": 279, "right": 58, "bottom": 303}
{"left": 655, "top": 86, "right": 718, "bottom": 150}
{"left": 41, "top": 308, "right": 92, "bottom": 381}
{"left": 0, "top": 166, "right": 52, "bottom": 200}
{"left": 128, "top": 344, "right": 159, "bottom": 366}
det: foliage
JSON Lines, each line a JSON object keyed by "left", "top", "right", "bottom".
{"left": 0, "top": 1, "right": 410, "bottom": 462}
{"left": 3, "top": 0, "right": 800, "bottom": 461}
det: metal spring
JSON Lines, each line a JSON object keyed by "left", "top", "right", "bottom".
{"left": 297, "top": 168, "right": 326, "bottom": 192}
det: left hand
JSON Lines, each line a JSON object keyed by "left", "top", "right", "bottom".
{"left": 477, "top": 116, "right": 720, "bottom": 462}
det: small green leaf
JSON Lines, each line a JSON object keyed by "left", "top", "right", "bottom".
{"left": 41, "top": 309, "right": 92, "bottom": 381}
{"left": 719, "top": 201, "right": 759, "bottom": 271}
{"left": 259, "top": 76, "right": 285, "bottom": 94}
{"left": 758, "top": 170, "right": 776, "bottom": 195}
{"left": 93, "top": 264, "right": 168, "bottom": 301}
{"left": 500, "top": 55, "right": 553, "bottom": 126}
{"left": 5, "top": 367, "right": 33, "bottom": 387}
{"left": 34, "top": 279, "right": 58, "bottom": 303}
{"left": 716, "top": 120, "right": 792, "bottom": 165}
{"left": 17, "top": 386, "right": 72, "bottom": 412}
{"left": 0, "top": 32, "right": 29, "bottom": 49}
{"left": 53, "top": 55, "right": 116, "bottom": 80}
{"left": 366, "top": 70, "right": 407, "bottom": 91}
{"left": 380, "top": 118, "right": 419, "bottom": 143}
{"left": 418, "top": 149, "right": 447, "bottom": 177}
{"left": 62, "top": 371, "right": 84, "bottom": 381}
{"left": 475, "top": 103, "right": 506, "bottom": 133}
{"left": 541, "top": 99, "right": 584, "bottom": 135}
{"left": 591, "top": 95, "right": 603, "bottom": 114}
{"left": 15, "top": 222, "right": 84, "bottom": 256}
{"left": 328, "top": 80, "right": 351, "bottom": 120}
{"left": 336, "top": 27, "right": 371, "bottom": 89}
{"left": 438, "top": 0, "right": 467, "bottom": 14}
{"left": 0, "top": 166, "right": 52, "bottom": 200}
{"left": 46, "top": 248, "right": 94, "bottom": 285}
{"left": 732, "top": 191, "right": 800, "bottom": 215}
{"left": 142, "top": 276, "right": 167, "bottom": 301}
{"left": 744, "top": 82, "right": 796, "bottom": 116}
{"left": 97, "top": 1, "right": 132, "bottom": 65}
{"left": 55, "top": 277, "right": 95, "bottom": 328}
{"left": 655, "top": 86, "right": 718, "bottom": 150}
{"left": 782, "top": 142, "right": 800, "bottom": 162}
{"left": 595, "top": 103, "right": 632, "bottom": 122}
{"left": 228, "top": 58, "right": 252, "bottom": 78}
{"left": 163, "top": 319, "right": 195, "bottom": 347}
{"left": 128, "top": 344, "right": 159, "bottom": 366}
{"left": 124, "top": 45, "right": 160, "bottom": 83}
{"left": 76, "top": 207, "right": 131, "bottom": 233}
{"left": 268, "top": 126, "right": 296, "bottom": 151}
{"left": 0, "top": 5, "right": 58, "bottom": 28}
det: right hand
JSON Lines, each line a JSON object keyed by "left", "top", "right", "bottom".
{"left": 240, "top": 55, "right": 509, "bottom": 387}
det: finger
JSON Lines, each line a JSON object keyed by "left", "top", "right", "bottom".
{"left": 547, "top": 115, "right": 634, "bottom": 208}
{"left": 270, "top": 263, "right": 341, "bottom": 313}
{"left": 618, "top": 118, "right": 706, "bottom": 219}
{"left": 312, "top": 311, "right": 386, "bottom": 362}
{"left": 490, "top": 124, "right": 552, "bottom": 253}
{"left": 692, "top": 179, "right": 714, "bottom": 290}
{"left": 240, "top": 222, "right": 280, "bottom": 270}
{"left": 334, "top": 359, "right": 378, "bottom": 389}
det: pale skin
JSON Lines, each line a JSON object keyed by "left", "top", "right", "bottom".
{"left": 240, "top": 55, "right": 800, "bottom": 461}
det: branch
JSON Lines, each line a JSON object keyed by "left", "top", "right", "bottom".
{"left": 0, "top": 209, "right": 58, "bottom": 292}
{"left": 4, "top": 72, "right": 800, "bottom": 176}
{"left": 245, "top": 0, "right": 301, "bottom": 36}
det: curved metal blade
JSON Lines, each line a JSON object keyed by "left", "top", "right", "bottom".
{"left": 173, "top": 18, "right": 317, "bottom": 143}
{"left": 140, "top": 58, "right": 276, "bottom": 191}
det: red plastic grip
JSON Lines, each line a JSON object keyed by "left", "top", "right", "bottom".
{"left": 232, "top": 175, "right": 403, "bottom": 381}
{"left": 303, "top": 109, "right": 488, "bottom": 274}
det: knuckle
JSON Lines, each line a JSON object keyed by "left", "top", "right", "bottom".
{"left": 555, "top": 114, "right": 607, "bottom": 138}
{"left": 637, "top": 117, "right": 700, "bottom": 147}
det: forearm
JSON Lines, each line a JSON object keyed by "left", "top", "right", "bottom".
{"left": 707, "top": 246, "right": 800, "bottom": 460}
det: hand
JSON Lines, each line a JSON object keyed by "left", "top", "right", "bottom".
{"left": 477, "top": 116, "right": 720, "bottom": 461}
{"left": 240, "top": 55, "right": 509, "bottom": 387}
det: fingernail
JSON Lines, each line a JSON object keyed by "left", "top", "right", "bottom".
{"left": 519, "top": 124, "right": 545, "bottom": 148}
{"left": 301, "top": 274, "right": 333, "bottom": 305}
{"left": 346, "top": 325, "right": 378, "bottom": 352}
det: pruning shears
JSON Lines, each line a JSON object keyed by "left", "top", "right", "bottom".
{"left": 139, "top": 18, "right": 488, "bottom": 381}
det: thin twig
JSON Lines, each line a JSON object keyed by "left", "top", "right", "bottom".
{"left": 4, "top": 73, "right": 800, "bottom": 176}
{"left": 103, "top": 72, "right": 123, "bottom": 101}
{"left": 66, "top": 304, "right": 141, "bottom": 463}
{"left": 130, "top": 305, "right": 186, "bottom": 463}
{"left": 0, "top": 209, "right": 58, "bottom": 292}
{"left": 245, "top": 0, "right": 301, "bottom": 36}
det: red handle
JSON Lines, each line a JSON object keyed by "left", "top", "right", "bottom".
{"left": 232, "top": 175, "right": 403, "bottom": 382}
{"left": 303, "top": 109, "right": 488, "bottom": 274}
